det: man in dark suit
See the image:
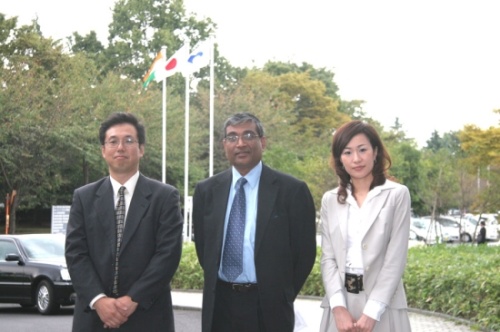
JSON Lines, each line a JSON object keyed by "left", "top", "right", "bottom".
{"left": 192, "top": 112, "right": 317, "bottom": 332}
{"left": 477, "top": 221, "right": 487, "bottom": 245}
{"left": 65, "top": 112, "right": 183, "bottom": 331}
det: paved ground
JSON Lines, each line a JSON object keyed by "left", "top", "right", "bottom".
{"left": 172, "top": 290, "right": 476, "bottom": 332}
{"left": 0, "top": 292, "right": 477, "bottom": 331}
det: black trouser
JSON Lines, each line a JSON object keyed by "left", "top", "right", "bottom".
{"left": 212, "top": 280, "right": 266, "bottom": 332}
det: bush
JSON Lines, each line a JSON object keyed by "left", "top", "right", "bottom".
{"left": 299, "top": 246, "right": 324, "bottom": 296}
{"left": 172, "top": 243, "right": 500, "bottom": 331}
{"left": 404, "top": 244, "right": 500, "bottom": 331}
{"left": 171, "top": 243, "right": 204, "bottom": 289}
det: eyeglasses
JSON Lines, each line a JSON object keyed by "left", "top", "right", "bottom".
{"left": 224, "top": 132, "right": 261, "bottom": 143}
{"left": 104, "top": 137, "right": 139, "bottom": 148}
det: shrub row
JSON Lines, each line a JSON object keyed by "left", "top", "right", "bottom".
{"left": 405, "top": 244, "right": 500, "bottom": 331}
{"left": 172, "top": 243, "right": 499, "bottom": 331}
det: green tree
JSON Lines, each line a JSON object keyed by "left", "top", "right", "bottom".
{"left": 420, "top": 148, "right": 460, "bottom": 216}
{"left": 0, "top": 19, "right": 101, "bottom": 231}
{"left": 426, "top": 130, "right": 442, "bottom": 151}
{"left": 338, "top": 99, "right": 367, "bottom": 119}
{"left": 263, "top": 61, "right": 340, "bottom": 99}
{"left": 0, "top": 15, "right": 169, "bottom": 231}
{"left": 459, "top": 125, "right": 500, "bottom": 168}
{"left": 459, "top": 124, "right": 500, "bottom": 213}
{"left": 389, "top": 142, "right": 425, "bottom": 214}
{"left": 384, "top": 117, "right": 408, "bottom": 144}
{"left": 70, "top": 31, "right": 106, "bottom": 73}
{"left": 418, "top": 130, "right": 475, "bottom": 216}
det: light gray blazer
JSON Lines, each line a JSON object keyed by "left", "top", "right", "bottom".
{"left": 319, "top": 180, "right": 411, "bottom": 331}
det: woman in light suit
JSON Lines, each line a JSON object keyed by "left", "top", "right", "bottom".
{"left": 320, "top": 120, "right": 412, "bottom": 332}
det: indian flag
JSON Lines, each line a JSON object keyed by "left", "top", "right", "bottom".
{"left": 142, "top": 52, "right": 165, "bottom": 88}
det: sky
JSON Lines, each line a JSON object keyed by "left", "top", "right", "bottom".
{"left": 3, "top": 0, "right": 500, "bottom": 147}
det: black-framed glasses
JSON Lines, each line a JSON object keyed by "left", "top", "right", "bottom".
{"left": 104, "top": 137, "right": 139, "bottom": 148}
{"left": 224, "top": 132, "right": 261, "bottom": 143}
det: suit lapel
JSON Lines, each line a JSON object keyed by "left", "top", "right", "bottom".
{"left": 359, "top": 187, "right": 390, "bottom": 240}
{"left": 95, "top": 179, "right": 117, "bottom": 256}
{"left": 254, "top": 166, "right": 278, "bottom": 255}
{"left": 120, "top": 175, "right": 151, "bottom": 253}
{"left": 211, "top": 171, "right": 233, "bottom": 256}
{"left": 337, "top": 201, "right": 349, "bottom": 243}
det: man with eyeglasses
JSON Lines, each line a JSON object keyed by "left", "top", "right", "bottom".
{"left": 193, "top": 112, "right": 317, "bottom": 332}
{"left": 65, "top": 112, "right": 183, "bottom": 331}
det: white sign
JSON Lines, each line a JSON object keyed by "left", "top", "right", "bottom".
{"left": 51, "top": 205, "right": 70, "bottom": 235}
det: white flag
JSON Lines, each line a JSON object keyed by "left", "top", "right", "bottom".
{"left": 185, "top": 40, "right": 212, "bottom": 75}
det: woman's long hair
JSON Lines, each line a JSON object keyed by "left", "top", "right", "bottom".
{"left": 331, "top": 120, "right": 392, "bottom": 203}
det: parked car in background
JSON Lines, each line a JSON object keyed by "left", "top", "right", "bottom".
{"left": 458, "top": 214, "right": 499, "bottom": 242}
{"left": 476, "top": 213, "right": 500, "bottom": 234}
{"left": 410, "top": 217, "right": 439, "bottom": 244}
{"left": 421, "top": 216, "right": 461, "bottom": 243}
{"left": 0, "top": 234, "right": 75, "bottom": 314}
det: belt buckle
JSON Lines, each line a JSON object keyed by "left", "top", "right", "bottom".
{"left": 345, "top": 273, "right": 363, "bottom": 294}
{"left": 232, "top": 283, "right": 251, "bottom": 292}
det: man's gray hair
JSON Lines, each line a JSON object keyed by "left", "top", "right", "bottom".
{"left": 223, "top": 113, "right": 265, "bottom": 137}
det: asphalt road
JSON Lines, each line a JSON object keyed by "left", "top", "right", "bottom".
{"left": 0, "top": 304, "right": 202, "bottom": 332}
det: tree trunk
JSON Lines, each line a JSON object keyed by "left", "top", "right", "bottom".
{"left": 9, "top": 192, "right": 19, "bottom": 234}
{"left": 83, "top": 156, "right": 89, "bottom": 184}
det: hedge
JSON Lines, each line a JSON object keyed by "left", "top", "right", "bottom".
{"left": 172, "top": 243, "right": 499, "bottom": 331}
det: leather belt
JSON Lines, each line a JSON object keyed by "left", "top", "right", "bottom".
{"left": 218, "top": 279, "right": 258, "bottom": 292}
{"left": 345, "top": 273, "right": 364, "bottom": 294}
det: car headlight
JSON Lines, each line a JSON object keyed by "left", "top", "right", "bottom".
{"left": 60, "top": 268, "right": 71, "bottom": 281}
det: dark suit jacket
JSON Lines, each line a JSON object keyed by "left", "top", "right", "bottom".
{"left": 193, "top": 164, "right": 317, "bottom": 332}
{"left": 477, "top": 227, "right": 487, "bottom": 244}
{"left": 65, "top": 174, "right": 183, "bottom": 332}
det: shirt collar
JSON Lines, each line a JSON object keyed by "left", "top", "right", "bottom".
{"left": 345, "top": 179, "right": 390, "bottom": 205}
{"left": 110, "top": 171, "right": 140, "bottom": 196}
{"left": 231, "top": 161, "right": 262, "bottom": 190}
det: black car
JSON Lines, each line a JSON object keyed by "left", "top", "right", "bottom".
{"left": 0, "top": 233, "right": 75, "bottom": 314}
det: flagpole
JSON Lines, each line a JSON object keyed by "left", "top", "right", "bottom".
{"left": 209, "top": 36, "right": 215, "bottom": 177}
{"left": 184, "top": 73, "right": 191, "bottom": 242}
{"left": 161, "top": 46, "right": 167, "bottom": 183}
{"left": 183, "top": 39, "right": 191, "bottom": 242}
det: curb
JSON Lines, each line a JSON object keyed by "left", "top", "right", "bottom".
{"left": 407, "top": 308, "right": 490, "bottom": 332}
{"left": 407, "top": 307, "right": 472, "bottom": 325}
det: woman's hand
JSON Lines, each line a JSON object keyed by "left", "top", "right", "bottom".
{"left": 356, "top": 314, "right": 376, "bottom": 332}
{"left": 332, "top": 306, "right": 357, "bottom": 332}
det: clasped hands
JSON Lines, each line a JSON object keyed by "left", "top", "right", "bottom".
{"left": 94, "top": 295, "right": 138, "bottom": 329}
{"left": 333, "top": 307, "right": 376, "bottom": 332}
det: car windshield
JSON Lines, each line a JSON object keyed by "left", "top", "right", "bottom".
{"left": 438, "top": 218, "right": 459, "bottom": 228}
{"left": 466, "top": 218, "right": 478, "bottom": 226}
{"left": 18, "top": 235, "right": 65, "bottom": 260}
{"left": 412, "top": 218, "right": 431, "bottom": 229}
